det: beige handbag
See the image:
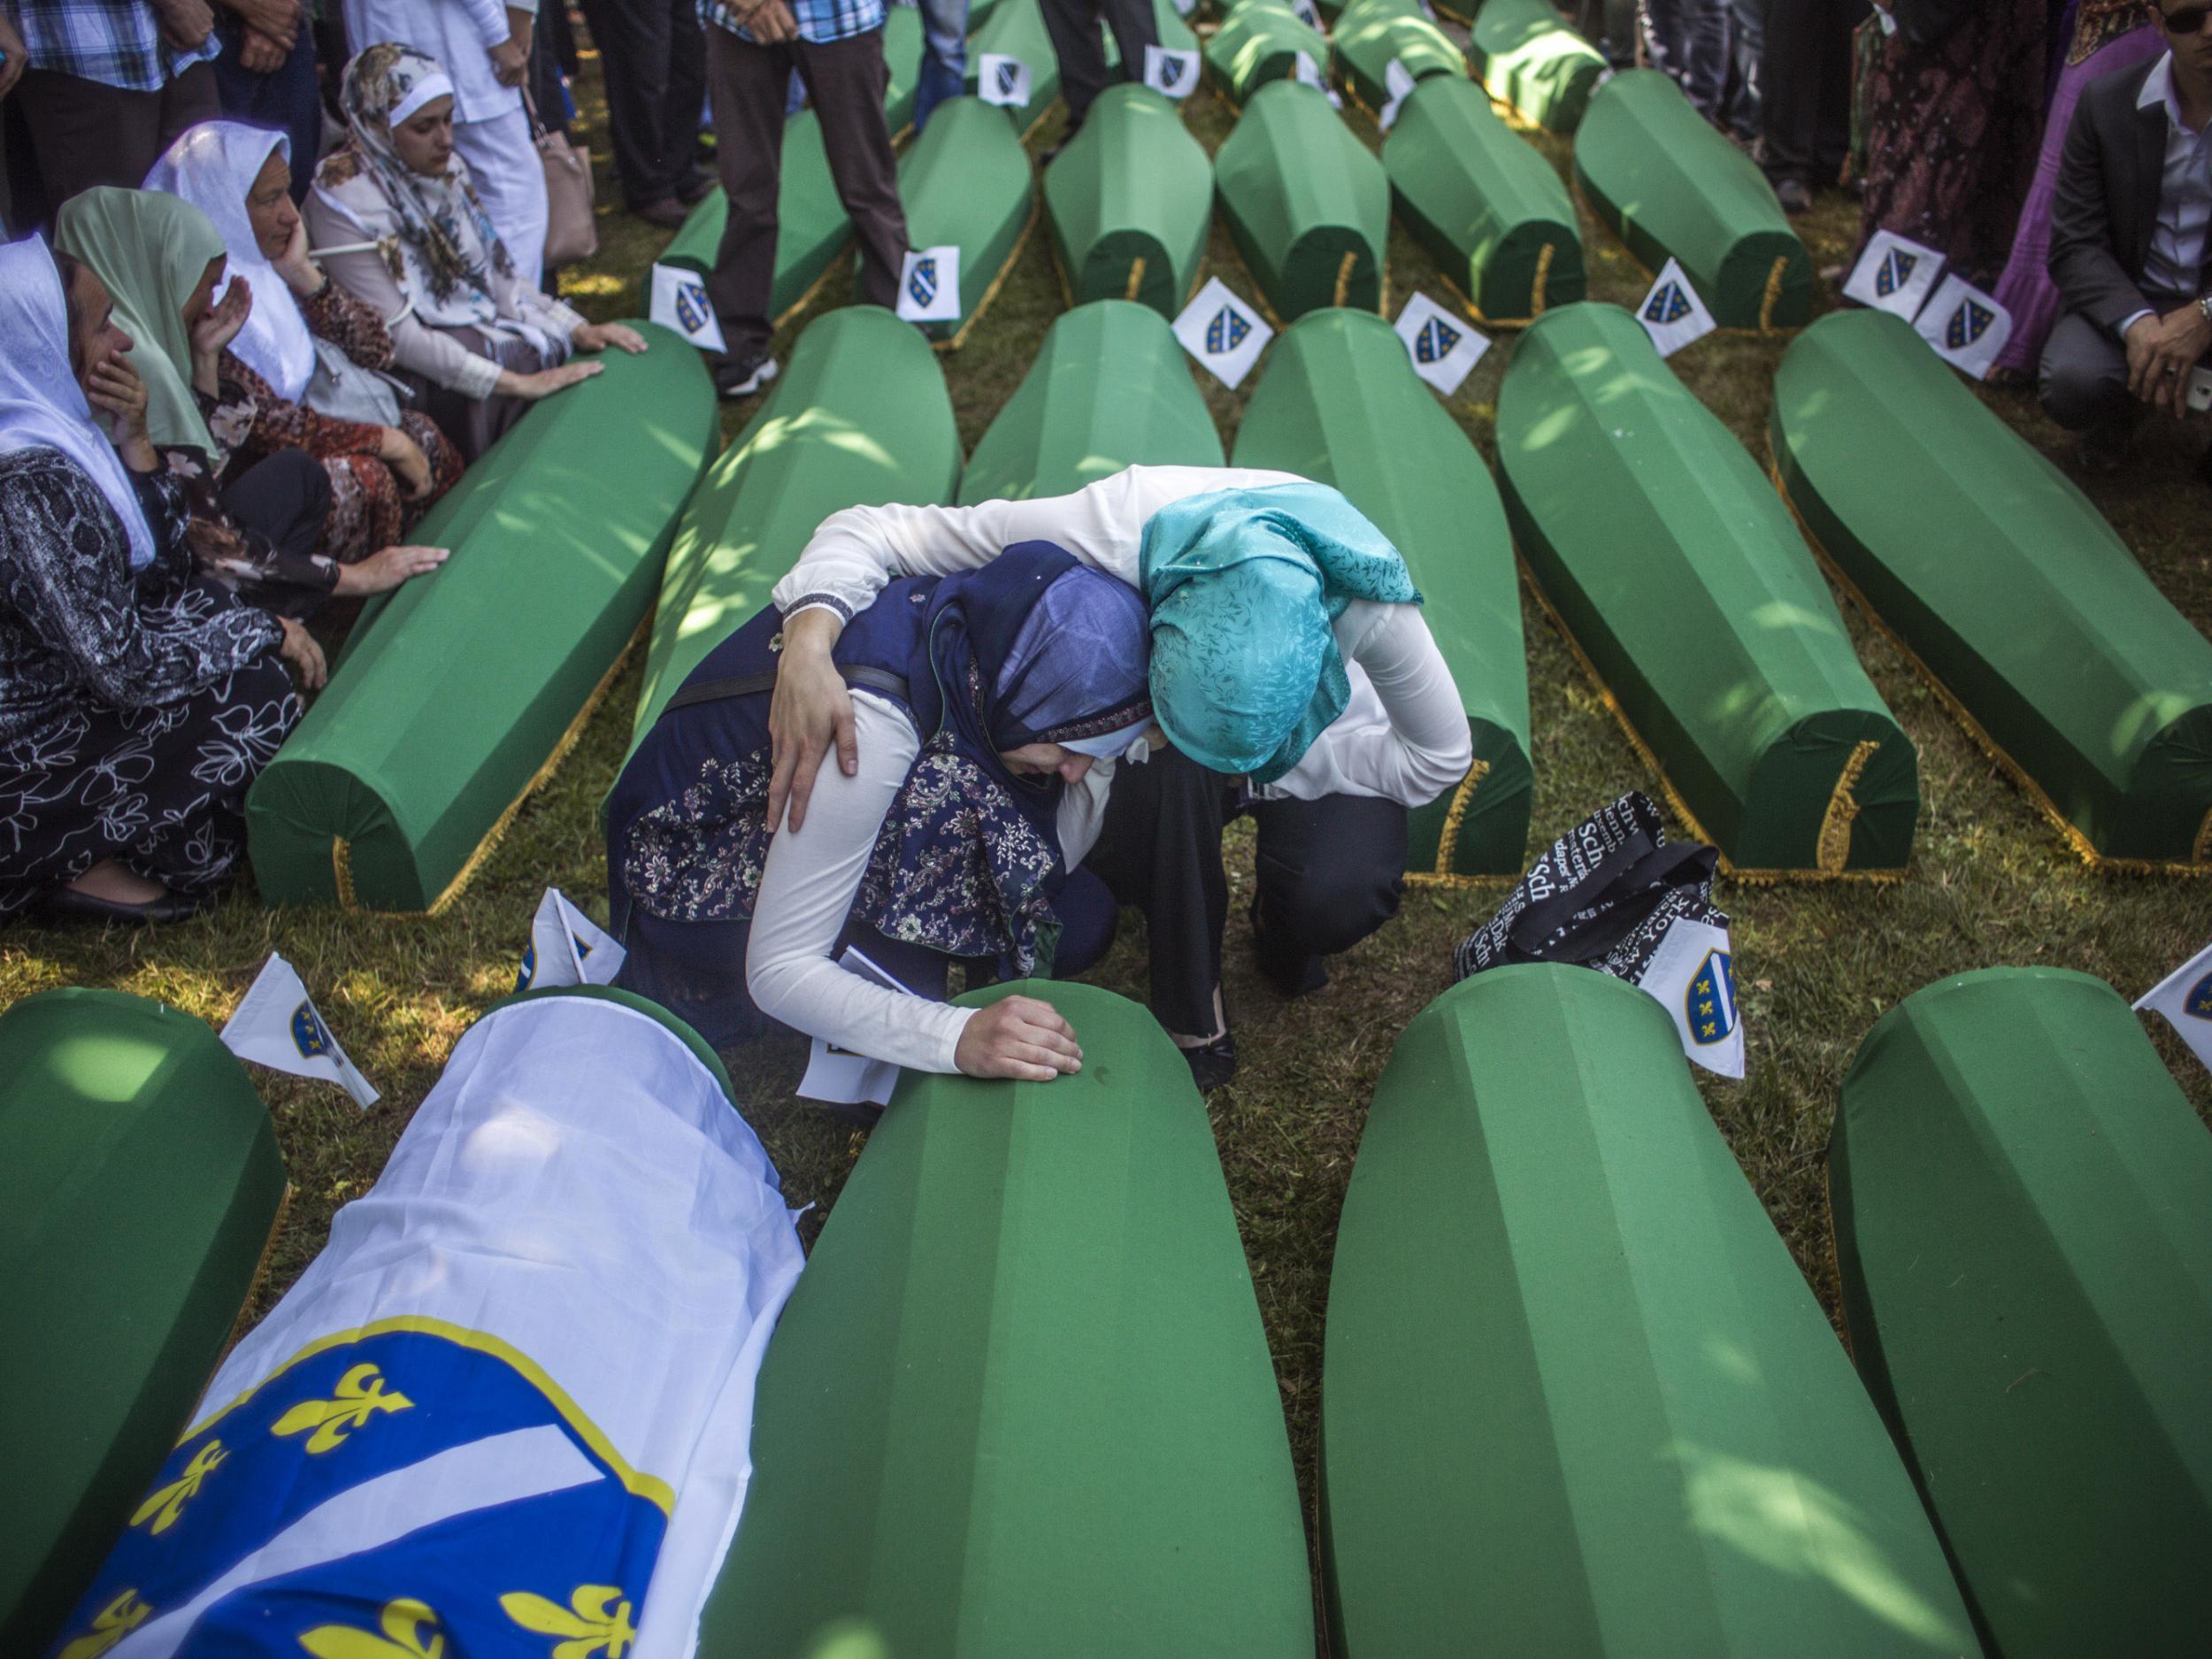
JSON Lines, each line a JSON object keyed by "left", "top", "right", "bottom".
{"left": 527, "top": 91, "right": 599, "bottom": 269}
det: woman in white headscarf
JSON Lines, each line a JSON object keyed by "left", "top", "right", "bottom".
{"left": 305, "top": 43, "right": 644, "bottom": 460}
{"left": 0, "top": 236, "right": 320, "bottom": 924}
{"left": 144, "top": 120, "right": 465, "bottom": 578}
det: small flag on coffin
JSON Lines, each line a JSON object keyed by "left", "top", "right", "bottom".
{"left": 649, "top": 262, "right": 726, "bottom": 354}
{"left": 1379, "top": 58, "right": 1417, "bottom": 132}
{"left": 1914, "top": 273, "right": 2013, "bottom": 380}
{"left": 1394, "top": 290, "right": 1489, "bottom": 396}
{"left": 897, "top": 243, "right": 962, "bottom": 323}
{"left": 1145, "top": 42, "right": 1200, "bottom": 97}
{"left": 221, "top": 953, "right": 380, "bottom": 1109}
{"left": 2133, "top": 939, "right": 2212, "bottom": 1075}
{"left": 1639, "top": 917, "right": 1747, "bottom": 1079}
{"left": 1636, "top": 257, "right": 1717, "bottom": 357}
{"left": 978, "top": 52, "right": 1032, "bottom": 109}
{"left": 515, "top": 887, "right": 625, "bottom": 992}
{"left": 1841, "top": 228, "right": 1944, "bottom": 322}
{"left": 1294, "top": 50, "right": 1344, "bottom": 107}
{"left": 1173, "top": 276, "right": 1274, "bottom": 389}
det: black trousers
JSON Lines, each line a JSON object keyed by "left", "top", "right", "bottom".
{"left": 12, "top": 63, "right": 219, "bottom": 227}
{"left": 1759, "top": 0, "right": 1866, "bottom": 188}
{"left": 1082, "top": 745, "right": 1408, "bottom": 1040}
{"left": 2039, "top": 293, "right": 2203, "bottom": 453}
{"left": 220, "top": 449, "right": 332, "bottom": 572}
{"left": 1040, "top": 0, "right": 1159, "bottom": 125}
{"left": 579, "top": 0, "right": 710, "bottom": 206}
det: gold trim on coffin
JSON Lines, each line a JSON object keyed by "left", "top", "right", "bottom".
{"left": 1569, "top": 173, "right": 1804, "bottom": 339}
{"left": 1767, "top": 454, "right": 2212, "bottom": 878}
{"left": 1403, "top": 759, "right": 1510, "bottom": 891}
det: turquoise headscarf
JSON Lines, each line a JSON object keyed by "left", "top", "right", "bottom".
{"left": 1139, "top": 483, "right": 1421, "bottom": 785}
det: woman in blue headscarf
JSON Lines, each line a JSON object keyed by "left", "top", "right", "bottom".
{"left": 606, "top": 540, "right": 1156, "bottom": 1083}
{"left": 757, "top": 465, "right": 1473, "bottom": 1091}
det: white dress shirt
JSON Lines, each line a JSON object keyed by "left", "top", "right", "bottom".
{"left": 2121, "top": 52, "right": 2212, "bottom": 336}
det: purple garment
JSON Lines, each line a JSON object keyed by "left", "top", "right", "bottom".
{"left": 1992, "top": 23, "right": 2165, "bottom": 373}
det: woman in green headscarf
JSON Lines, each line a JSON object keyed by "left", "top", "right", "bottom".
{"left": 55, "top": 188, "right": 349, "bottom": 622}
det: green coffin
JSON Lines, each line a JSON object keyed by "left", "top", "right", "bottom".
{"left": 695, "top": 981, "right": 1314, "bottom": 1657}
{"left": 248, "top": 328, "right": 714, "bottom": 911}
{"left": 1773, "top": 310, "right": 2212, "bottom": 870}
{"left": 1322, "top": 964, "right": 1977, "bottom": 1659}
{"left": 1204, "top": 0, "right": 1330, "bottom": 105}
{"left": 963, "top": 0, "right": 1061, "bottom": 135}
{"left": 632, "top": 306, "right": 963, "bottom": 742}
{"left": 1043, "top": 83, "right": 1211, "bottom": 314}
{"left": 1832, "top": 967, "right": 2212, "bottom": 1656}
{"left": 895, "top": 95, "right": 1037, "bottom": 344}
{"left": 1466, "top": 0, "right": 1607, "bottom": 133}
{"left": 1331, "top": 0, "right": 1465, "bottom": 117}
{"left": 960, "top": 301, "right": 1223, "bottom": 503}
{"left": 1385, "top": 75, "right": 1585, "bottom": 323}
{"left": 1233, "top": 309, "right": 1530, "bottom": 876}
{"left": 1575, "top": 69, "right": 1809, "bottom": 330}
{"left": 1495, "top": 303, "right": 1916, "bottom": 876}
{"left": 0, "top": 988, "right": 285, "bottom": 1655}
{"left": 1215, "top": 78, "right": 1390, "bottom": 321}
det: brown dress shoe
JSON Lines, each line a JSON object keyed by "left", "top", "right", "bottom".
{"left": 632, "top": 196, "right": 689, "bottom": 230}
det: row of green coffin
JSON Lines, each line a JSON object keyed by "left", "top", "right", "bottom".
{"left": 1773, "top": 309, "right": 2212, "bottom": 869}
{"left": 19, "top": 958, "right": 2204, "bottom": 1655}
{"left": 1498, "top": 300, "right": 1919, "bottom": 876}
{"left": 245, "top": 327, "right": 718, "bottom": 911}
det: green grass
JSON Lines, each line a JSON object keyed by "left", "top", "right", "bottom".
{"left": 6, "top": 26, "right": 2208, "bottom": 1584}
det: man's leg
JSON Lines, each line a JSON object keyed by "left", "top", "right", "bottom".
{"left": 453, "top": 107, "right": 550, "bottom": 288}
{"left": 1248, "top": 792, "right": 1408, "bottom": 997}
{"left": 2039, "top": 309, "right": 2144, "bottom": 459}
{"left": 1722, "top": 0, "right": 1761, "bottom": 142}
{"left": 913, "top": 0, "right": 969, "bottom": 132}
{"left": 1095, "top": 0, "right": 1158, "bottom": 96}
{"left": 14, "top": 70, "right": 166, "bottom": 216}
{"left": 1640, "top": 0, "right": 1691, "bottom": 85}
{"left": 1040, "top": 0, "right": 1113, "bottom": 127}
{"left": 580, "top": 0, "right": 682, "bottom": 208}
{"left": 664, "top": 0, "right": 710, "bottom": 197}
{"left": 796, "top": 30, "right": 908, "bottom": 311}
{"left": 704, "top": 23, "right": 789, "bottom": 372}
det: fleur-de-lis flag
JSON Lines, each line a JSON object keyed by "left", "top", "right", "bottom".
{"left": 1172, "top": 276, "right": 1272, "bottom": 389}
{"left": 1143, "top": 42, "right": 1198, "bottom": 98}
{"left": 976, "top": 52, "right": 1031, "bottom": 109}
{"left": 2133, "top": 940, "right": 2212, "bottom": 1075}
{"left": 1640, "top": 917, "right": 1747, "bottom": 1078}
{"left": 1914, "top": 273, "right": 2013, "bottom": 380}
{"left": 896, "top": 243, "right": 962, "bottom": 324}
{"left": 1635, "top": 258, "right": 1716, "bottom": 357}
{"left": 1393, "top": 291, "right": 1489, "bottom": 396}
{"left": 221, "top": 952, "right": 380, "bottom": 1108}
{"left": 1842, "top": 227, "right": 1943, "bottom": 320}
{"left": 648, "top": 261, "right": 726, "bottom": 354}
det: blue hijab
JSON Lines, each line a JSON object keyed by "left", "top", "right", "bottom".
{"left": 1139, "top": 483, "right": 1421, "bottom": 785}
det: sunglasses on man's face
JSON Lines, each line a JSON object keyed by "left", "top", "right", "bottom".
{"left": 2164, "top": 3, "right": 2212, "bottom": 34}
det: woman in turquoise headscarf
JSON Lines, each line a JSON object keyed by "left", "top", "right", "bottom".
{"left": 759, "top": 465, "right": 1473, "bottom": 1090}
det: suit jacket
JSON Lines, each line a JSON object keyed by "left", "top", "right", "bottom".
{"left": 2048, "top": 55, "right": 2208, "bottom": 339}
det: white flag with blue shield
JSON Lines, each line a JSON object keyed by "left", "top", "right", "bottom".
{"left": 1638, "top": 917, "right": 1747, "bottom": 1079}
{"left": 1394, "top": 290, "right": 1489, "bottom": 396}
{"left": 977, "top": 52, "right": 1032, "bottom": 110}
{"left": 221, "top": 952, "right": 379, "bottom": 1109}
{"left": 2133, "top": 939, "right": 2212, "bottom": 1075}
{"left": 1144, "top": 42, "right": 1200, "bottom": 98}
{"left": 1636, "top": 257, "right": 1717, "bottom": 357}
{"left": 1841, "top": 228, "right": 1944, "bottom": 322}
{"left": 896, "top": 243, "right": 962, "bottom": 324}
{"left": 1915, "top": 273, "right": 2013, "bottom": 380}
{"left": 1172, "top": 276, "right": 1274, "bottom": 390}
{"left": 515, "top": 887, "right": 625, "bottom": 992}
{"left": 647, "top": 261, "right": 726, "bottom": 354}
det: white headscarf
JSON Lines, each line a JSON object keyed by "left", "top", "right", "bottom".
{"left": 144, "top": 121, "right": 319, "bottom": 404}
{"left": 0, "top": 236, "right": 158, "bottom": 572}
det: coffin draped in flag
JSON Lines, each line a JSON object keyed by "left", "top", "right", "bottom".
{"left": 1322, "top": 965, "right": 1973, "bottom": 1658}
{"left": 630, "top": 306, "right": 962, "bottom": 741}
{"left": 1384, "top": 75, "right": 1586, "bottom": 325}
{"left": 960, "top": 301, "right": 1223, "bottom": 504}
{"left": 894, "top": 95, "right": 1037, "bottom": 344}
{"left": 1042, "top": 83, "right": 1213, "bottom": 316}
{"left": 1495, "top": 303, "right": 1916, "bottom": 877}
{"left": 45, "top": 987, "right": 805, "bottom": 1659}
{"left": 695, "top": 982, "right": 1313, "bottom": 1657}
{"left": 1772, "top": 309, "right": 2212, "bottom": 870}
{"left": 1203, "top": 0, "right": 1332, "bottom": 106}
{"left": 1233, "top": 308, "right": 1530, "bottom": 876}
{"left": 1214, "top": 79, "right": 1390, "bottom": 321}
{"left": 1831, "top": 967, "right": 2212, "bottom": 1657}
{"left": 1329, "top": 0, "right": 1464, "bottom": 119}
{"left": 1466, "top": 0, "right": 1608, "bottom": 132}
{"left": 961, "top": 0, "right": 1061, "bottom": 134}
{"left": 1575, "top": 70, "right": 1809, "bottom": 330}
{"left": 245, "top": 330, "right": 715, "bottom": 912}
{"left": 0, "top": 989, "right": 286, "bottom": 1658}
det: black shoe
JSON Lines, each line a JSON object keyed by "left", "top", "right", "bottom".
{"left": 1180, "top": 1032, "right": 1237, "bottom": 1093}
{"left": 42, "top": 884, "right": 214, "bottom": 925}
{"left": 674, "top": 173, "right": 715, "bottom": 207}
{"left": 1248, "top": 896, "right": 1328, "bottom": 997}
{"left": 713, "top": 355, "right": 780, "bottom": 399}
{"left": 631, "top": 196, "right": 690, "bottom": 230}
{"left": 1040, "top": 119, "right": 1083, "bottom": 165}
{"left": 1774, "top": 177, "right": 1812, "bottom": 215}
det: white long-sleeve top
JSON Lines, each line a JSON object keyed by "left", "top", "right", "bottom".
{"left": 745, "top": 691, "right": 1117, "bottom": 1075}
{"left": 342, "top": 0, "right": 530, "bottom": 126}
{"left": 771, "top": 465, "right": 1473, "bottom": 807}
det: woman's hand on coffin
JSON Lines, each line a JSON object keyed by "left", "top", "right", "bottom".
{"left": 572, "top": 321, "right": 647, "bottom": 355}
{"left": 499, "top": 359, "right": 603, "bottom": 400}
{"left": 334, "top": 543, "right": 448, "bottom": 595}
{"left": 955, "top": 995, "right": 1083, "bottom": 1082}
{"left": 767, "top": 606, "right": 856, "bottom": 833}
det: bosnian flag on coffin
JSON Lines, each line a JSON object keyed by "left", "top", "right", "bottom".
{"left": 897, "top": 243, "right": 962, "bottom": 324}
{"left": 648, "top": 261, "right": 726, "bottom": 354}
{"left": 1916, "top": 273, "right": 2013, "bottom": 380}
{"left": 515, "top": 887, "right": 625, "bottom": 991}
{"left": 1294, "top": 50, "right": 1344, "bottom": 108}
{"left": 1378, "top": 58, "right": 1417, "bottom": 132}
{"left": 1841, "top": 228, "right": 1943, "bottom": 322}
{"left": 978, "top": 52, "right": 1032, "bottom": 110}
{"left": 1638, "top": 916, "right": 1747, "bottom": 1079}
{"left": 48, "top": 993, "right": 805, "bottom": 1659}
{"left": 2133, "top": 939, "right": 2212, "bottom": 1074}
{"left": 1144, "top": 42, "right": 1201, "bottom": 98}
{"left": 1394, "top": 290, "right": 1489, "bottom": 396}
{"left": 222, "top": 953, "right": 379, "bottom": 1109}
{"left": 1173, "top": 275, "right": 1274, "bottom": 390}
{"left": 1636, "top": 257, "right": 1717, "bottom": 357}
